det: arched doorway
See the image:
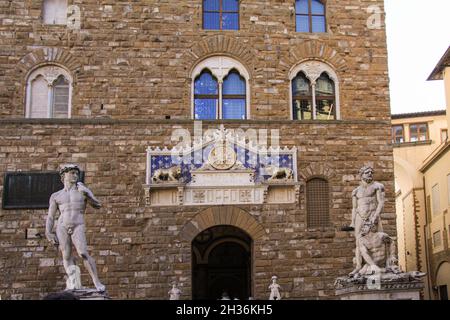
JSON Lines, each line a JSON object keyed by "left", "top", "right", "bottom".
{"left": 192, "top": 225, "right": 252, "bottom": 300}
{"left": 436, "top": 262, "right": 450, "bottom": 300}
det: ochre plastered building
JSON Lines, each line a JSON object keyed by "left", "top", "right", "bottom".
{"left": 393, "top": 45, "right": 450, "bottom": 300}
{"left": 0, "top": 1, "right": 395, "bottom": 299}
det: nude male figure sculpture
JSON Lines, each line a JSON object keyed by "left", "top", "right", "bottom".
{"left": 349, "top": 165, "right": 385, "bottom": 276}
{"left": 45, "top": 164, "right": 105, "bottom": 292}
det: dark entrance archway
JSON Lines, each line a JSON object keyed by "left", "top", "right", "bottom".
{"left": 192, "top": 225, "right": 252, "bottom": 300}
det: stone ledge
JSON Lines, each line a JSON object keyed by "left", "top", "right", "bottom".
{"left": 0, "top": 118, "right": 392, "bottom": 126}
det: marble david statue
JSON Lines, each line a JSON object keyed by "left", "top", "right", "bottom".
{"left": 45, "top": 164, "right": 105, "bottom": 292}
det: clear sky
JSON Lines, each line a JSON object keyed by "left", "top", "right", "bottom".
{"left": 385, "top": 0, "right": 450, "bottom": 115}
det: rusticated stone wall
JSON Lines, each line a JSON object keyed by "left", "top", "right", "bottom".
{"left": 0, "top": 0, "right": 389, "bottom": 120}
{"left": 0, "top": 119, "right": 395, "bottom": 299}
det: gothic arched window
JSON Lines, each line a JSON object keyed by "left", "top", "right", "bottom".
{"left": 296, "top": 0, "right": 326, "bottom": 33}
{"left": 192, "top": 57, "right": 250, "bottom": 119}
{"left": 290, "top": 61, "right": 339, "bottom": 120}
{"left": 26, "top": 65, "right": 72, "bottom": 118}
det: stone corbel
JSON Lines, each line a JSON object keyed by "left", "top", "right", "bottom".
{"left": 143, "top": 185, "right": 151, "bottom": 206}
{"left": 177, "top": 186, "right": 184, "bottom": 206}
{"left": 262, "top": 185, "right": 269, "bottom": 204}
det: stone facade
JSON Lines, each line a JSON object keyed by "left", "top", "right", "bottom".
{"left": 0, "top": 0, "right": 394, "bottom": 299}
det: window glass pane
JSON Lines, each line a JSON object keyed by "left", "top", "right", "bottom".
{"left": 418, "top": 124, "right": 427, "bottom": 141}
{"left": 296, "top": 15, "right": 309, "bottom": 32}
{"left": 223, "top": 72, "right": 245, "bottom": 95}
{"left": 195, "top": 72, "right": 218, "bottom": 95}
{"left": 293, "top": 99, "right": 312, "bottom": 120}
{"left": 223, "top": 0, "right": 239, "bottom": 11}
{"left": 315, "top": 73, "right": 334, "bottom": 95}
{"left": 292, "top": 73, "right": 310, "bottom": 96}
{"left": 311, "top": 0, "right": 325, "bottom": 15}
{"left": 222, "top": 99, "right": 246, "bottom": 119}
{"left": 296, "top": 0, "right": 309, "bottom": 14}
{"left": 392, "top": 125, "right": 404, "bottom": 143}
{"left": 203, "top": 12, "right": 220, "bottom": 29}
{"left": 222, "top": 13, "right": 239, "bottom": 30}
{"left": 312, "top": 16, "right": 326, "bottom": 32}
{"left": 316, "top": 99, "right": 335, "bottom": 120}
{"left": 410, "top": 124, "right": 418, "bottom": 142}
{"left": 31, "top": 75, "right": 49, "bottom": 118}
{"left": 52, "top": 75, "right": 69, "bottom": 118}
{"left": 194, "top": 99, "right": 217, "bottom": 120}
{"left": 204, "top": 0, "right": 220, "bottom": 11}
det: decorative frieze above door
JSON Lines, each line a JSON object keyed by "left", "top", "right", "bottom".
{"left": 144, "top": 125, "right": 300, "bottom": 206}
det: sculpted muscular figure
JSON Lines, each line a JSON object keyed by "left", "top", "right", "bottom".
{"left": 349, "top": 165, "right": 385, "bottom": 276}
{"left": 45, "top": 164, "right": 105, "bottom": 292}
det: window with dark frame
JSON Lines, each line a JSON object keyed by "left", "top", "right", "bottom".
{"left": 2, "top": 171, "right": 84, "bottom": 209}
{"left": 409, "top": 123, "right": 428, "bottom": 142}
{"left": 296, "top": 0, "right": 326, "bottom": 33}
{"left": 392, "top": 125, "right": 404, "bottom": 143}
{"left": 306, "top": 178, "right": 330, "bottom": 228}
{"left": 203, "top": 0, "right": 239, "bottom": 30}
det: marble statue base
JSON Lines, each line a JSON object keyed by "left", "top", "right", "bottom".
{"left": 70, "top": 289, "right": 110, "bottom": 300}
{"left": 44, "top": 289, "right": 110, "bottom": 300}
{"left": 335, "top": 273, "right": 424, "bottom": 300}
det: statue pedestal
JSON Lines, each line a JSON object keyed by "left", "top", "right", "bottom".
{"left": 44, "top": 289, "right": 110, "bottom": 300}
{"left": 335, "top": 276, "right": 424, "bottom": 300}
{"left": 70, "top": 289, "right": 110, "bottom": 300}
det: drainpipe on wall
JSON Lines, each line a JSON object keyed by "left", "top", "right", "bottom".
{"left": 422, "top": 176, "right": 434, "bottom": 300}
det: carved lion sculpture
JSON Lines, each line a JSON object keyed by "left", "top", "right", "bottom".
{"left": 152, "top": 166, "right": 182, "bottom": 183}
{"left": 265, "top": 165, "right": 294, "bottom": 181}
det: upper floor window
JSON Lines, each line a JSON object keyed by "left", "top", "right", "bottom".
{"left": 296, "top": 0, "right": 326, "bottom": 33}
{"left": 441, "top": 129, "right": 448, "bottom": 143}
{"left": 432, "top": 184, "right": 441, "bottom": 216}
{"left": 409, "top": 123, "right": 428, "bottom": 142}
{"left": 392, "top": 125, "right": 404, "bottom": 143}
{"left": 203, "top": 0, "right": 239, "bottom": 30}
{"left": 26, "top": 65, "right": 72, "bottom": 119}
{"left": 192, "top": 56, "right": 249, "bottom": 120}
{"left": 290, "top": 61, "right": 339, "bottom": 120}
{"left": 42, "top": 0, "right": 68, "bottom": 25}
{"left": 433, "top": 231, "right": 442, "bottom": 247}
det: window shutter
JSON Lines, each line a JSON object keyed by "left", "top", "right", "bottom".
{"left": 306, "top": 178, "right": 330, "bottom": 227}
